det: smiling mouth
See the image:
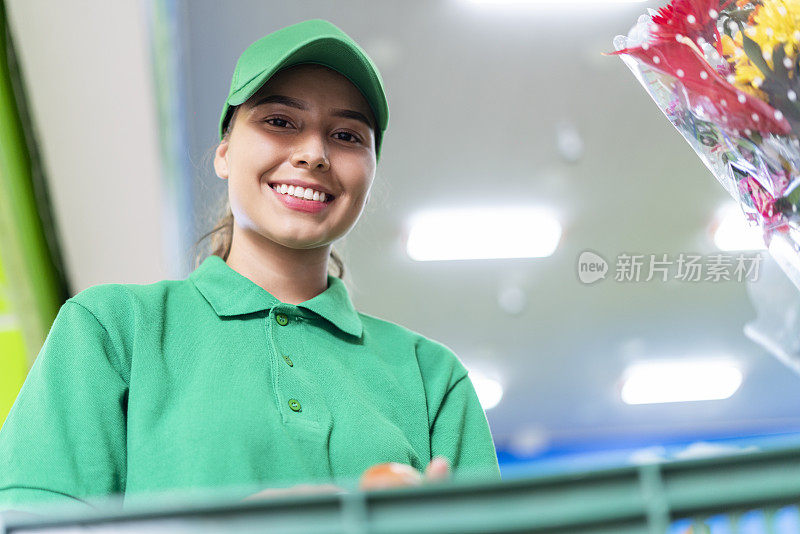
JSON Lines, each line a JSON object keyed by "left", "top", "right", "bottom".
{"left": 268, "top": 183, "right": 336, "bottom": 203}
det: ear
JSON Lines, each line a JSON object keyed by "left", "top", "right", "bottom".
{"left": 213, "top": 140, "right": 230, "bottom": 180}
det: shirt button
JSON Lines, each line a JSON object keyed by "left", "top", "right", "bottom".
{"left": 276, "top": 313, "right": 289, "bottom": 326}
{"left": 288, "top": 399, "right": 302, "bottom": 412}
{"left": 282, "top": 354, "right": 294, "bottom": 367}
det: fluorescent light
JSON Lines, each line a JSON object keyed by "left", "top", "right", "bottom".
{"left": 406, "top": 207, "right": 561, "bottom": 261}
{"left": 621, "top": 360, "right": 743, "bottom": 405}
{"left": 713, "top": 204, "right": 766, "bottom": 251}
{"left": 468, "top": 371, "right": 503, "bottom": 410}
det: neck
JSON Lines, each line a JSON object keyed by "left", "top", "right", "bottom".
{"left": 224, "top": 222, "right": 332, "bottom": 305}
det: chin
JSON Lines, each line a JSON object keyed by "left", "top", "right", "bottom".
{"left": 262, "top": 232, "right": 333, "bottom": 250}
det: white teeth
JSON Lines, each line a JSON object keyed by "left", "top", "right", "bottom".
{"left": 272, "top": 183, "right": 329, "bottom": 202}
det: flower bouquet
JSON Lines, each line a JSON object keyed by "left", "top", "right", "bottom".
{"left": 610, "top": 0, "right": 800, "bottom": 291}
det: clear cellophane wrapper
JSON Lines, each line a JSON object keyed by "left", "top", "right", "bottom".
{"left": 613, "top": 6, "right": 800, "bottom": 371}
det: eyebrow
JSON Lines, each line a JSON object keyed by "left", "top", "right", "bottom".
{"left": 250, "top": 94, "right": 374, "bottom": 131}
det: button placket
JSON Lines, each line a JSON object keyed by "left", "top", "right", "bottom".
{"left": 277, "top": 312, "right": 294, "bottom": 368}
{"left": 269, "top": 307, "right": 316, "bottom": 424}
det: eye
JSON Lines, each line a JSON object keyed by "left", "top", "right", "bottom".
{"left": 264, "top": 117, "right": 292, "bottom": 128}
{"left": 333, "top": 131, "right": 362, "bottom": 144}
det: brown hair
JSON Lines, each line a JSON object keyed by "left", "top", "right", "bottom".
{"left": 192, "top": 105, "right": 346, "bottom": 279}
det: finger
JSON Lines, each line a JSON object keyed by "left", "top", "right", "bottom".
{"left": 424, "top": 456, "right": 451, "bottom": 481}
{"left": 360, "top": 462, "right": 424, "bottom": 490}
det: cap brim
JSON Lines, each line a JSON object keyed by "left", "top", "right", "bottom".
{"left": 221, "top": 37, "right": 388, "bottom": 139}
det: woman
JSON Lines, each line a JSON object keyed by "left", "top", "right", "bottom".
{"left": 0, "top": 19, "right": 500, "bottom": 513}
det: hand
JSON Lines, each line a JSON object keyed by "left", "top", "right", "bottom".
{"left": 359, "top": 456, "right": 451, "bottom": 490}
{"left": 242, "top": 483, "right": 344, "bottom": 501}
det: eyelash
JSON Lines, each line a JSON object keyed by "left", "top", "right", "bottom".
{"left": 264, "top": 117, "right": 362, "bottom": 145}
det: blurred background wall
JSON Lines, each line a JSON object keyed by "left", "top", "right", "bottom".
{"left": 3, "top": 0, "right": 800, "bottom": 476}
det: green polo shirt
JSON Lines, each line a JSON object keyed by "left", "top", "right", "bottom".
{"left": 0, "top": 255, "right": 500, "bottom": 512}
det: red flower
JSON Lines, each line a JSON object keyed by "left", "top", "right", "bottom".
{"left": 607, "top": 0, "right": 790, "bottom": 136}
{"left": 650, "top": 0, "right": 733, "bottom": 54}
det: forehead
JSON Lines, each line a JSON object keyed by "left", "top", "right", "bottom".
{"left": 246, "top": 64, "right": 372, "bottom": 118}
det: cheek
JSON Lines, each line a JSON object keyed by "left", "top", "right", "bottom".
{"left": 228, "top": 135, "right": 285, "bottom": 178}
{"left": 338, "top": 157, "right": 376, "bottom": 201}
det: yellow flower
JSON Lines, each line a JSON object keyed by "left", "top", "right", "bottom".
{"left": 721, "top": 33, "right": 739, "bottom": 56}
{"left": 735, "top": 63, "right": 770, "bottom": 99}
{"left": 721, "top": 0, "right": 800, "bottom": 99}
{"left": 749, "top": 0, "right": 800, "bottom": 64}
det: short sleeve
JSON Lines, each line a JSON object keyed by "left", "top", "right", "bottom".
{"left": 430, "top": 373, "right": 501, "bottom": 482}
{"left": 0, "top": 300, "right": 128, "bottom": 514}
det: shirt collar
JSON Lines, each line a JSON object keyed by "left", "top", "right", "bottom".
{"left": 189, "top": 255, "right": 363, "bottom": 338}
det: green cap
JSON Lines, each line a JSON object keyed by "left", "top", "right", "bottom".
{"left": 219, "top": 19, "right": 389, "bottom": 160}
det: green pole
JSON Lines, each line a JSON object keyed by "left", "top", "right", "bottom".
{"left": 0, "top": 0, "right": 68, "bottom": 426}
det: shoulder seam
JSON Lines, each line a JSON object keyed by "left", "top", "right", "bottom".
{"left": 64, "top": 300, "right": 130, "bottom": 387}
{"left": 447, "top": 372, "right": 470, "bottom": 395}
{"left": 429, "top": 372, "right": 470, "bottom": 432}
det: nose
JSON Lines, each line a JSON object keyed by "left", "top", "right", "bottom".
{"left": 290, "top": 132, "right": 330, "bottom": 172}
